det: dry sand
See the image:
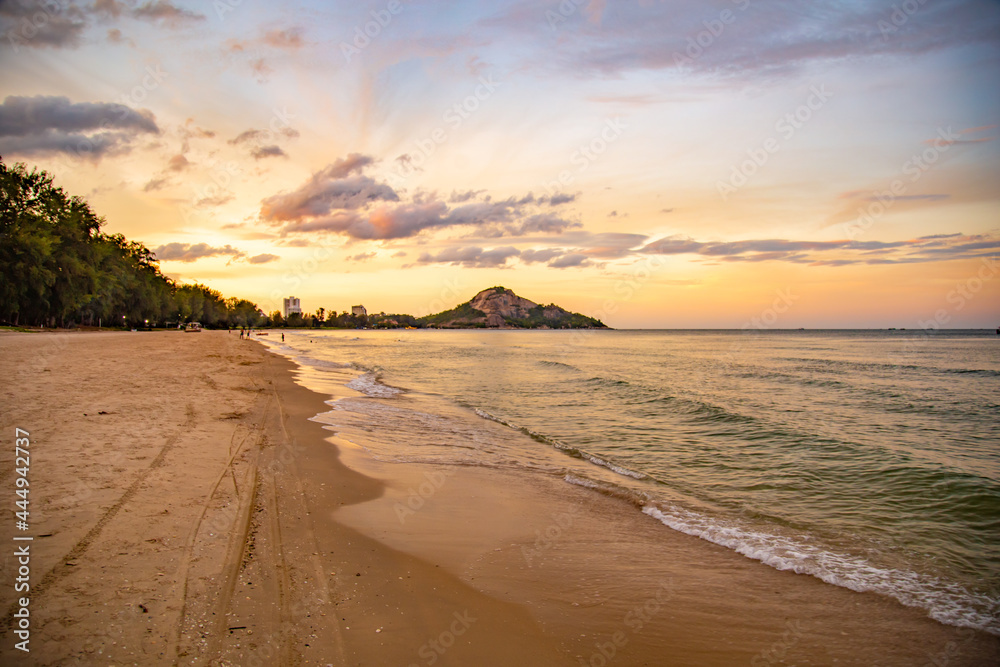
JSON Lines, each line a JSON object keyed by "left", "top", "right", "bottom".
{"left": 0, "top": 330, "right": 996, "bottom": 666}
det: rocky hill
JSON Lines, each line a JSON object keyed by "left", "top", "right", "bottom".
{"left": 419, "top": 287, "right": 608, "bottom": 329}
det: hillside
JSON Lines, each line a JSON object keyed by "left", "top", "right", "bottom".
{"left": 419, "top": 287, "right": 608, "bottom": 329}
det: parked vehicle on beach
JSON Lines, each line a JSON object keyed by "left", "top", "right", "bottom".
{"left": 184, "top": 322, "right": 202, "bottom": 333}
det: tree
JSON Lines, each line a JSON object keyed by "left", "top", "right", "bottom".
{"left": 0, "top": 157, "right": 266, "bottom": 329}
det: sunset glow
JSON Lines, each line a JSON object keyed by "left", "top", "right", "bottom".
{"left": 2, "top": 0, "right": 998, "bottom": 327}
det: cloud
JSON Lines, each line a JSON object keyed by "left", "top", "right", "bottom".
{"left": 519, "top": 248, "right": 563, "bottom": 263}
{"left": 143, "top": 176, "right": 169, "bottom": 192}
{"left": 181, "top": 119, "right": 215, "bottom": 138}
{"left": 417, "top": 246, "right": 521, "bottom": 268}
{"left": 2, "top": 0, "right": 205, "bottom": 50}
{"left": 261, "top": 168, "right": 399, "bottom": 222}
{"left": 449, "top": 189, "right": 486, "bottom": 203}
{"left": 167, "top": 154, "right": 189, "bottom": 171}
{"left": 262, "top": 27, "right": 304, "bottom": 49}
{"left": 261, "top": 155, "right": 586, "bottom": 241}
{"left": 152, "top": 242, "right": 245, "bottom": 262}
{"left": 252, "top": 145, "right": 286, "bottom": 159}
{"left": 94, "top": 0, "right": 125, "bottom": 19}
{"left": 230, "top": 127, "right": 299, "bottom": 145}
{"left": 0, "top": 95, "right": 158, "bottom": 135}
{"left": 503, "top": 212, "right": 581, "bottom": 235}
{"left": 196, "top": 193, "right": 234, "bottom": 208}
{"left": 229, "top": 126, "right": 298, "bottom": 157}
{"left": 394, "top": 153, "right": 419, "bottom": 172}
{"left": 415, "top": 244, "right": 599, "bottom": 270}
{"left": 132, "top": 1, "right": 205, "bottom": 26}
{"left": 864, "top": 194, "right": 949, "bottom": 202}
{"left": 489, "top": 0, "right": 1000, "bottom": 79}
{"left": 224, "top": 26, "right": 305, "bottom": 81}
{"left": 0, "top": 1, "right": 87, "bottom": 49}
{"left": 0, "top": 95, "right": 159, "bottom": 159}
{"left": 261, "top": 155, "right": 392, "bottom": 222}
{"left": 272, "top": 211, "right": 363, "bottom": 236}
{"left": 640, "top": 233, "right": 1000, "bottom": 265}
{"left": 548, "top": 231, "right": 648, "bottom": 259}
{"left": 362, "top": 201, "right": 452, "bottom": 239}
{"left": 106, "top": 28, "right": 134, "bottom": 46}
{"left": 547, "top": 252, "right": 593, "bottom": 268}
{"left": 277, "top": 238, "right": 311, "bottom": 247}
{"left": 519, "top": 248, "right": 597, "bottom": 269}
{"left": 347, "top": 252, "right": 377, "bottom": 262}
{"left": 249, "top": 58, "right": 273, "bottom": 82}
{"left": 247, "top": 253, "right": 279, "bottom": 264}
{"left": 924, "top": 125, "right": 997, "bottom": 147}
{"left": 544, "top": 192, "right": 577, "bottom": 205}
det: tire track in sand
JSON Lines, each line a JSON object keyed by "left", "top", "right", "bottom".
{"left": 1, "top": 403, "right": 197, "bottom": 632}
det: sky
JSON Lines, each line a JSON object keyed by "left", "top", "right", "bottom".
{"left": 1, "top": 0, "right": 998, "bottom": 328}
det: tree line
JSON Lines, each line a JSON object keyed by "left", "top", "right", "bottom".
{"left": 0, "top": 158, "right": 265, "bottom": 329}
{"left": 269, "top": 309, "right": 423, "bottom": 329}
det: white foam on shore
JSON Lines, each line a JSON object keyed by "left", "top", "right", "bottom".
{"left": 346, "top": 372, "right": 402, "bottom": 397}
{"left": 263, "top": 331, "right": 1000, "bottom": 638}
{"left": 579, "top": 451, "right": 649, "bottom": 480}
{"left": 640, "top": 504, "right": 1000, "bottom": 636}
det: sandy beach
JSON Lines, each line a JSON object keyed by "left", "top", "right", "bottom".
{"left": 1, "top": 330, "right": 997, "bottom": 666}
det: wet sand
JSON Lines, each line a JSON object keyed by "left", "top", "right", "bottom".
{"left": 0, "top": 330, "right": 996, "bottom": 665}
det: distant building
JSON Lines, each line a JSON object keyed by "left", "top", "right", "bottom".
{"left": 351, "top": 305, "right": 367, "bottom": 317}
{"left": 283, "top": 296, "right": 302, "bottom": 319}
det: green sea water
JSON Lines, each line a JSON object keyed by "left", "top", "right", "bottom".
{"left": 265, "top": 329, "right": 1000, "bottom": 635}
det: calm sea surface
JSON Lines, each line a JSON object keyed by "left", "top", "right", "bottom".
{"left": 262, "top": 329, "right": 1000, "bottom": 634}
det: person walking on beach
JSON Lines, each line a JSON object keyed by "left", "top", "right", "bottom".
{"left": 281, "top": 333, "right": 285, "bottom": 342}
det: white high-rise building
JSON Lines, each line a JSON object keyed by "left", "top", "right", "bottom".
{"left": 283, "top": 296, "right": 302, "bottom": 319}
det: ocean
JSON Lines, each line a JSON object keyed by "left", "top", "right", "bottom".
{"left": 261, "top": 329, "right": 1000, "bottom": 636}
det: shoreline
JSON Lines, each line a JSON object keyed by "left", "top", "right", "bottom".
{"left": 0, "top": 331, "right": 566, "bottom": 665}
{"left": 268, "top": 331, "right": 1000, "bottom": 665}
{"left": 0, "top": 330, "right": 996, "bottom": 665}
